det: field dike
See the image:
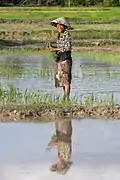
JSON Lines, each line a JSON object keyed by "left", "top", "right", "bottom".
{"left": 1, "top": 105, "right": 120, "bottom": 122}
{"left": 0, "top": 86, "right": 119, "bottom": 122}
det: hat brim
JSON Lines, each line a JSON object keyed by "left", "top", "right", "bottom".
{"left": 50, "top": 21, "right": 73, "bottom": 30}
{"left": 50, "top": 21, "right": 57, "bottom": 27}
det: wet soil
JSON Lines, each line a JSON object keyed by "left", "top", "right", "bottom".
{"left": 0, "top": 18, "right": 119, "bottom": 24}
{"left": 0, "top": 20, "right": 119, "bottom": 50}
{"left": 75, "top": 46, "right": 120, "bottom": 52}
{"left": 0, "top": 105, "right": 120, "bottom": 122}
{"left": 0, "top": 38, "right": 119, "bottom": 53}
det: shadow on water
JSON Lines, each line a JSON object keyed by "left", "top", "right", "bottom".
{"left": 0, "top": 39, "right": 42, "bottom": 49}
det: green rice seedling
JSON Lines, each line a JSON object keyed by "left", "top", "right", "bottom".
{"left": 96, "top": 94, "right": 116, "bottom": 107}
{"left": 53, "top": 94, "right": 61, "bottom": 102}
{"left": 71, "top": 94, "right": 78, "bottom": 104}
{"left": 109, "top": 93, "right": 117, "bottom": 107}
{"left": 78, "top": 51, "right": 120, "bottom": 65}
{"left": 97, "top": 95, "right": 109, "bottom": 106}
{"left": 0, "top": 85, "right": 118, "bottom": 109}
{"left": 0, "top": 65, "right": 53, "bottom": 79}
{"left": 70, "top": 94, "right": 83, "bottom": 105}
{"left": 6, "top": 85, "right": 17, "bottom": 104}
{"left": 72, "top": 30, "right": 120, "bottom": 40}
{"left": 17, "top": 91, "right": 23, "bottom": 105}
{"left": 84, "top": 93, "right": 94, "bottom": 107}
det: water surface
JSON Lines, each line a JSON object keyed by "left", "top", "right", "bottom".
{"left": 0, "top": 53, "right": 120, "bottom": 102}
{"left": 0, "top": 119, "right": 120, "bottom": 180}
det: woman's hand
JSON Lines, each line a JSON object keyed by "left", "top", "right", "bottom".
{"left": 48, "top": 42, "right": 53, "bottom": 51}
{"left": 48, "top": 42, "right": 60, "bottom": 52}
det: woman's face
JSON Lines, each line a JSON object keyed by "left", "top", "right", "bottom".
{"left": 56, "top": 24, "right": 65, "bottom": 33}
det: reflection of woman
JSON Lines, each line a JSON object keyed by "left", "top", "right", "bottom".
{"left": 46, "top": 119, "right": 72, "bottom": 174}
{"left": 48, "top": 17, "right": 73, "bottom": 101}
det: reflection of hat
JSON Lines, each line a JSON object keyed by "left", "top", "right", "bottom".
{"left": 50, "top": 17, "right": 73, "bottom": 30}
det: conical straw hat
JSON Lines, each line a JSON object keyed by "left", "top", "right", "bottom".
{"left": 50, "top": 17, "right": 73, "bottom": 30}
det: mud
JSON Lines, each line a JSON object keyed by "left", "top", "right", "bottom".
{"left": 0, "top": 38, "right": 119, "bottom": 53}
{"left": 0, "top": 18, "right": 119, "bottom": 50}
{"left": 0, "top": 18, "right": 119, "bottom": 24}
{"left": 0, "top": 105, "right": 120, "bottom": 122}
{"left": 75, "top": 46, "right": 120, "bottom": 52}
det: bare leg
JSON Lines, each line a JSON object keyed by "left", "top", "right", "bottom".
{"left": 64, "top": 85, "right": 70, "bottom": 101}
{"left": 62, "top": 86, "right": 65, "bottom": 100}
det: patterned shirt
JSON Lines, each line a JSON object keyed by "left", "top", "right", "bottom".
{"left": 57, "top": 30, "right": 72, "bottom": 52}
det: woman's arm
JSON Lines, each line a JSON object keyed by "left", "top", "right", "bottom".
{"left": 50, "top": 47, "right": 60, "bottom": 52}
{"left": 48, "top": 42, "right": 60, "bottom": 52}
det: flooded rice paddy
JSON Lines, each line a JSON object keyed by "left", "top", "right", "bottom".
{"left": 0, "top": 52, "right": 120, "bottom": 103}
{"left": 0, "top": 119, "right": 120, "bottom": 179}
{"left": 0, "top": 53, "right": 120, "bottom": 179}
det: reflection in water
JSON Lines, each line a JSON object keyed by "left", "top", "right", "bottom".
{"left": 46, "top": 118, "right": 73, "bottom": 175}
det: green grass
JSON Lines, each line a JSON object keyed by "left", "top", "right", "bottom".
{"left": 13, "top": 29, "right": 120, "bottom": 40}
{"left": 0, "top": 85, "right": 117, "bottom": 108}
{"left": 0, "top": 7, "right": 120, "bottom": 20}
{"left": 0, "top": 63, "right": 53, "bottom": 78}
{"left": 71, "top": 29, "right": 120, "bottom": 39}
{"left": 0, "top": 11, "right": 111, "bottom": 19}
{"left": 0, "top": 48, "right": 120, "bottom": 68}
{"left": 0, "top": 7, "right": 111, "bottom": 11}
{"left": 77, "top": 51, "right": 120, "bottom": 65}
{"left": 0, "top": 49, "right": 120, "bottom": 65}
{"left": 0, "top": 48, "right": 51, "bottom": 55}
{"left": 0, "top": 48, "right": 120, "bottom": 65}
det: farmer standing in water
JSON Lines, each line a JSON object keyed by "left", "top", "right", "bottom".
{"left": 48, "top": 17, "right": 73, "bottom": 101}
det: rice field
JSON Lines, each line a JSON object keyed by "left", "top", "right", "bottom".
{"left": 0, "top": 7, "right": 119, "bottom": 20}
{"left": 0, "top": 7, "right": 119, "bottom": 120}
{"left": 0, "top": 7, "right": 119, "bottom": 52}
{"left": 0, "top": 7, "right": 120, "bottom": 180}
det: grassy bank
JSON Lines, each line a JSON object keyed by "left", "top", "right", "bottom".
{"left": 0, "top": 85, "right": 119, "bottom": 121}
{"left": 0, "top": 85, "right": 117, "bottom": 107}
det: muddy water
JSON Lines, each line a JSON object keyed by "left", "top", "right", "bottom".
{"left": 0, "top": 119, "right": 120, "bottom": 180}
{"left": 0, "top": 53, "right": 120, "bottom": 102}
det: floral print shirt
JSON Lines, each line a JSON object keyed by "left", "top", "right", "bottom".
{"left": 57, "top": 30, "right": 72, "bottom": 52}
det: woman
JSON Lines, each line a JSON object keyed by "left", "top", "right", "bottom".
{"left": 48, "top": 17, "right": 73, "bottom": 101}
